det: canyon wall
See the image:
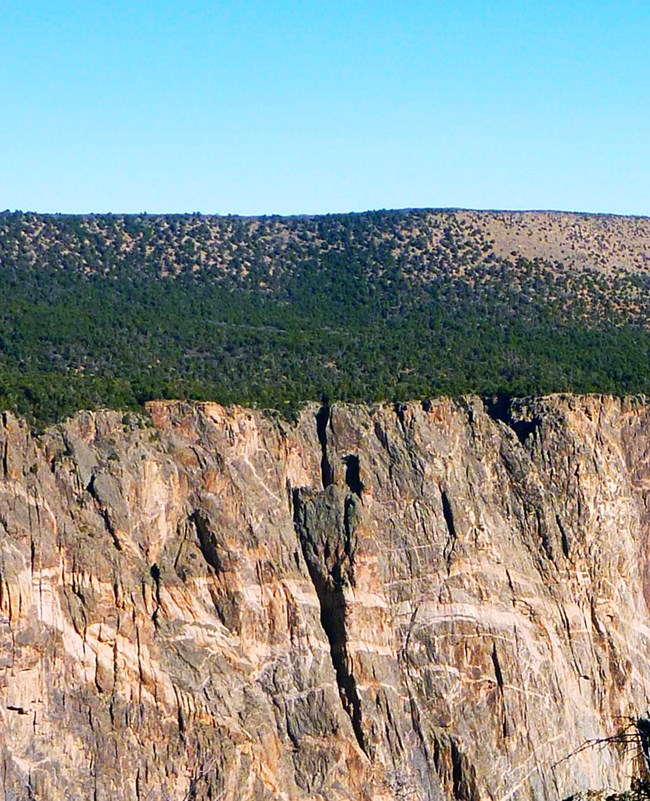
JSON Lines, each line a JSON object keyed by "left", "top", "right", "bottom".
{"left": 0, "top": 395, "right": 649, "bottom": 800}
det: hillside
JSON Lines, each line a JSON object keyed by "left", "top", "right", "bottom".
{"left": 2, "top": 208, "right": 650, "bottom": 422}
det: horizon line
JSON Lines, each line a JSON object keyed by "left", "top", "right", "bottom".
{"left": 2, "top": 206, "right": 649, "bottom": 220}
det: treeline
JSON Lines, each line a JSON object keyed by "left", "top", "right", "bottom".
{"left": 0, "top": 211, "right": 649, "bottom": 425}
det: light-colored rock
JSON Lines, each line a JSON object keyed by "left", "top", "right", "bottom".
{"left": 0, "top": 396, "right": 650, "bottom": 799}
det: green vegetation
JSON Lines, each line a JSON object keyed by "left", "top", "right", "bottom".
{"left": 1, "top": 209, "right": 650, "bottom": 425}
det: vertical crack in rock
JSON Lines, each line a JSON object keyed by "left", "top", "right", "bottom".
{"left": 344, "top": 455, "right": 363, "bottom": 495}
{"left": 315, "top": 404, "right": 334, "bottom": 489}
{"left": 150, "top": 563, "right": 161, "bottom": 626}
{"left": 556, "top": 514, "right": 570, "bottom": 558}
{"left": 450, "top": 739, "right": 479, "bottom": 801}
{"left": 100, "top": 509, "right": 122, "bottom": 551}
{"left": 491, "top": 643, "right": 510, "bottom": 738}
{"left": 1, "top": 416, "right": 8, "bottom": 478}
{"left": 292, "top": 485, "right": 368, "bottom": 756}
{"left": 87, "top": 476, "right": 123, "bottom": 552}
{"left": 491, "top": 643, "right": 504, "bottom": 690}
{"left": 188, "top": 511, "right": 239, "bottom": 630}
{"left": 440, "top": 488, "right": 457, "bottom": 570}
{"left": 434, "top": 734, "right": 480, "bottom": 801}
{"left": 191, "top": 511, "right": 221, "bottom": 572}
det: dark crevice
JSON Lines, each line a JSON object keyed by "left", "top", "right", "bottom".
{"left": 440, "top": 490, "right": 456, "bottom": 540}
{"left": 433, "top": 734, "right": 481, "bottom": 801}
{"left": 191, "top": 511, "right": 222, "bottom": 572}
{"left": 172, "top": 519, "right": 190, "bottom": 575}
{"left": 451, "top": 741, "right": 464, "bottom": 800}
{"left": 1, "top": 430, "right": 8, "bottom": 478}
{"left": 189, "top": 512, "right": 240, "bottom": 630}
{"left": 285, "top": 708, "right": 300, "bottom": 749}
{"left": 492, "top": 644, "right": 511, "bottom": 739}
{"left": 316, "top": 404, "right": 334, "bottom": 489}
{"left": 292, "top": 488, "right": 368, "bottom": 756}
{"left": 86, "top": 474, "right": 98, "bottom": 498}
{"left": 440, "top": 488, "right": 457, "bottom": 568}
{"left": 491, "top": 643, "right": 504, "bottom": 690}
{"left": 100, "top": 509, "right": 122, "bottom": 551}
{"left": 344, "top": 455, "right": 363, "bottom": 495}
{"left": 177, "top": 701, "right": 186, "bottom": 738}
{"left": 150, "top": 563, "right": 161, "bottom": 625}
{"left": 87, "top": 475, "right": 123, "bottom": 551}
{"left": 483, "top": 394, "right": 541, "bottom": 446}
{"left": 557, "top": 514, "right": 570, "bottom": 558}
{"left": 450, "top": 740, "right": 479, "bottom": 801}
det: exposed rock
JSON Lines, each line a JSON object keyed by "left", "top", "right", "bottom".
{"left": 1, "top": 396, "right": 650, "bottom": 799}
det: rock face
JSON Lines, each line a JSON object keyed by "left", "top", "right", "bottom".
{"left": 1, "top": 395, "right": 650, "bottom": 800}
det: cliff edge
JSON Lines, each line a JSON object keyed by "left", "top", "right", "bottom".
{"left": 0, "top": 395, "right": 649, "bottom": 800}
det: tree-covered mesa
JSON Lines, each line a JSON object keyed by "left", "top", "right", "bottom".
{"left": 0, "top": 208, "right": 649, "bottom": 425}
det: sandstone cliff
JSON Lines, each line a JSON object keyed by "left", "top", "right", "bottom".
{"left": 0, "top": 395, "right": 649, "bottom": 800}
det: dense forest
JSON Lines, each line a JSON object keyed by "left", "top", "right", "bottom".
{"left": 1, "top": 208, "right": 650, "bottom": 425}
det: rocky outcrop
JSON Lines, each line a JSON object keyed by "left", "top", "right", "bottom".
{"left": 1, "top": 395, "right": 650, "bottom": 800}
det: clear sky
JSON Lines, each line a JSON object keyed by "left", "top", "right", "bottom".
{"left": 1, "top": 1, "right": 649, "bottom": 216}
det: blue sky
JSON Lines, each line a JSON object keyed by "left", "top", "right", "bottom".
{"left": 1, "top": 1, "right": 648, "bottom": 215}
